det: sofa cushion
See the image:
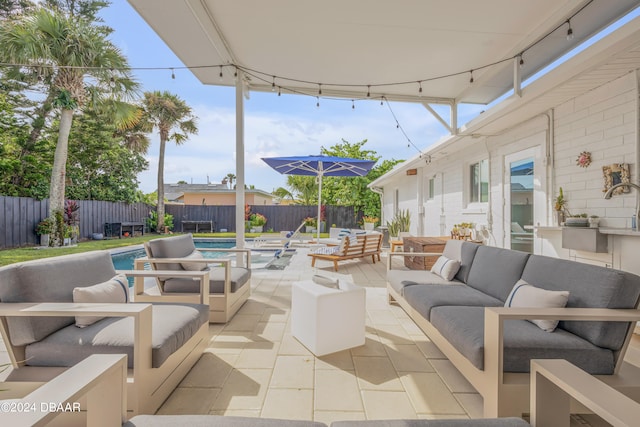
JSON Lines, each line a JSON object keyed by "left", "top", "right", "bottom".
{"left": 430, "top": 306, "right": 615, "bottom": 374}
{"left": 163, "top": 266, "right": 251, "bottom": 294}
{"left": 125, "top": 415, "right": 327, "bottom": 427}
{"left": 522, "top": 254, "right": 640, "bottom": 350}
{"left": 332, "top": 419, "right": 529, "bottom": 427}
{"left": 181, "top": 250, "right": 207, "bottom": 271}
{"left": 73, "top": 273, "right": 130, "bottom": 328}
{"left": 0, "top": 251, "right": 117, "bottom": 346}
{"left": 146, "top": 234, "right": 197, "bottom": 271}
{"left": 431, "top": 256, "right": 460, "bottom": 281}
{"left": 450, "top": 240, "right": 481, "bottom": 283}
{"left": 387, "top": 270, "right": 462, "bottom": 295}
{"left": 404, "top": 284, "right": 503, "bottom": 321}
{"left": 465, "top": 246, "right": 530, "bottom": 301}
{"left": 24, "top": 303, "right": 208, "bottom": 369}
{"left": 504, "top": 280, "right": 569, "bottom": 332}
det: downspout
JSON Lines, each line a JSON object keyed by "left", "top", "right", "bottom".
{"left": 635, "top": 69, "right": 640, "bottom": 204}
{"left": 547, "top": 109, "right": 555, "bottom": 226}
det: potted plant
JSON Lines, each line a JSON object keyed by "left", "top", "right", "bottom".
{"left": 250, "top": 213, "right": 267, "bottom": 233}
{"left": 35, "top": 217, "right": 54, "bottom": 247}
{"left": 588, "top": 215, "right": 600, "bottom": 228}
{"left": 386, "top": 209, "right": 411, "bottom": 238}
{"left": 362, "top": 215, "right": 378, "bottom": 231}
{"left": 554, "top": 187, "right": 567, "bottom": 226}
{"left": 303, "top": 216, "right": 317, "bottom": 233}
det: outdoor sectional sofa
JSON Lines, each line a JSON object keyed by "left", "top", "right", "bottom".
{"left": 0, "top": 250, "right": 211, "bottom": 415}
{"left": 387, "top": 239, "right": 640, "bottom": 418}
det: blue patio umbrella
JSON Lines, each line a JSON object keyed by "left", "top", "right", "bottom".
{"left": 262, "top": 155, "right": 377, "bottom": 240}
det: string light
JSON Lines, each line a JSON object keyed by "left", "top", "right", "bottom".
{"left": 272, "top": 76, "right": 276, "bottom": 91}
{"left": 277, "top": 86, "right": 281, "bottom": 96}
{"left": 351, "top": 100, "right": 355, "bottom": 110}
{"left": 418, "top": 81, "right": 423, "bottom": 95}
{"left": 316, "top": 96, "right": 320, "bottom": 108}
{"left": 219, "top": 65, "right": 223, "bottom": 80}
{"left": 469, "top": 70, "right": 474, "bottom": 84}
{"left": 519, "top": 54, "right": 524, "bottom": 68}
{"left": 171, "top": 68, "right": 175, "bottom": 79}
{"left": 566, "top": 19, "right": 574, "bottom": 41}
{"left": 367, "top": 85, "right": 370, "bottom": 97}
{"left": 318, "top": 83, "right": 322, "bottom": 96}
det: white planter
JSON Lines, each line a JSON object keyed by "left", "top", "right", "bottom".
{"left": 252, "top": 226, "right": 263, "bottom": 233}
{"left": 305, "top": 225, "right": 316, "bottom": 233}
{"left": 39, "top": 234, "right": 50, "bottom": 247}
{"left": 364, "top": 222, "right": 375, "bottom": 231}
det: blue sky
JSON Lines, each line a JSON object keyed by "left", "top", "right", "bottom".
{"left": 100, "top": 3, "right": 478, "bottom": 194}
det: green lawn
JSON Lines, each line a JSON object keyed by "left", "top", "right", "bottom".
{"left": 0, "top": 232, "right": 328, "bottom": 266}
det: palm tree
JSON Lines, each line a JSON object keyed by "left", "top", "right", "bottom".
{"left": 140, "top": 91, "right": 197, "bottom": 231}
{"left": 225, "top": 173, "right": 236, "bottom": 189}
{"left": 0, "top": 7, "right": 138, "bottom": 244}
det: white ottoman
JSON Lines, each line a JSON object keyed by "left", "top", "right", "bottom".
{"left": 291, "top": 277, "right": 366, "bottom": 356}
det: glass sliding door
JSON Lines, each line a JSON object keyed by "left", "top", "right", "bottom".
{"left": 509, "top": 157, "right": 534, "bottom": 253}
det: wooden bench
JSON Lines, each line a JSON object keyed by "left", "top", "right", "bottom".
{"left": 308, "top": 233, "right": 382, "bottom": 271}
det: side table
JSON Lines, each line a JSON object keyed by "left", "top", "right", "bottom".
{"left": 403, "top": 237, "right": 447, "bottom": 270}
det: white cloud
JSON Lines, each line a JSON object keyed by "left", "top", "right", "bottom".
{"left": 138, "top": 99, "right": 450, "bottom": 193}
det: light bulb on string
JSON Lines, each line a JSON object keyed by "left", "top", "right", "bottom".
{"left": 367, "top": 85, "right": 371, "bottom": 98}
{"left": 219, "top": 65, "right": 223, "bottom": 81}
{"left": 519, "top": 54, "right": 524, "bottom": 68}
{"left": 318, "top": 84, "right": 322, "bottom": 96}
{"left": 277, "top": 87, "right": 281, "bottom": 96}
{"left": 316, "top": 96, "right": 320, "bottom": 108}
{"left": 171, "top": 68, "right": 175, "bottom": 79}
{"left": 418, "top": 81, "right": 423, "bottom": 96}
{"left": 566, "top": 19, "right": 574, "bottom": 41}
{"left": 352, "top": 100, "right": 355, "bottom": 110}
{"left": 233, "top": 67, "right": 238, "bottom": 82}
{"left": 272, "top": 76, "right": 276, "bottom": 91}
{"left": 469, "top": 70, "right": 474, "bottom": 84}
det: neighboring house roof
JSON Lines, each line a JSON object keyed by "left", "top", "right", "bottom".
{"left": 163, "top": 183, "right": 274, "bottom": 202}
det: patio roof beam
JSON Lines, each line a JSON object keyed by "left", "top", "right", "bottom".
{"left": 422, "top": 101, "right": 458, "bottom": 135}
{"left": 187, "top": 0, "right": 237, "bottom": 65}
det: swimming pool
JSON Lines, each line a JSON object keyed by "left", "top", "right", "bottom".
{"left": 110, "top": 239, "right": 294, "bottom": 272}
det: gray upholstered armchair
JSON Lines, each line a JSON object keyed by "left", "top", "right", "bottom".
{"left": 136, "top": 233, "right": 251, "bottom": 323}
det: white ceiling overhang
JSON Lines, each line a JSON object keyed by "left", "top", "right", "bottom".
{"left": 370, "top": 15, "right": 640, "bottom": 186}
{"left": 128, "top": 0, "right": 638, "bottom": 105}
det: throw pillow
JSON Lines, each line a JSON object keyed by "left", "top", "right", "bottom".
{"left": 430, "top": 256, "right": 461, "bottom": 281}
{"left": 338, "top": 228, "right": 351, "bottom": 238}
{"left": 73, "top": 274, "right": 129, "bottom": 328}
{"left": 181, "top": 250, "right": 207, "bottom": 271}
{"left": 504, "top": 279, "right": 570, "bottom": 332}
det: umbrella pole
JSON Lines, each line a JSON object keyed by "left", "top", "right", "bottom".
{"left": 317, "top": 173, "right": 322, "bottom": 242}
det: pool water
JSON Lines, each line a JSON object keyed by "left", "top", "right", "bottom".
{"left": 110, "top": 240, "right": 294, "bottom": 273}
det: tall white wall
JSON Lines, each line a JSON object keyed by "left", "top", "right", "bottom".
{"left": 553, "top": 72, "right": 638, "bottom": 228}
{"left": 379, "top": 72, "right": 639, "bottom": 268}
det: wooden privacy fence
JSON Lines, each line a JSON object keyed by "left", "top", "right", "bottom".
{"left": 0, "top": 195, "right": 364, "bottom": 249}
{"left": 0, "top": 196, "right": 152, "bottom": 249}
{"left": 166, "top": 204, "right": 362, "bottom": 232}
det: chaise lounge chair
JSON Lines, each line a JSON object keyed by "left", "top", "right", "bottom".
{"left": 137, "top": 233, "right": 251, "bottom": 323}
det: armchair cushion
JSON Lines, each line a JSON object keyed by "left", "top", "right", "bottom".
{"left": 146, "top": 234, "right": 197, "bottom": 271}
{"left": 164, "top": 267, "right": 251, "bottom": 294}
{"left": 72, "top": 273, "right": 129, "bottom": 328}
{"left": 0, "top": 251, "right": 117, "bottom": 346}
{"left": 430, "top": 306, "right": 615, "bottom": 373}
{"left": 24, "top": 303, "right": 208, "bottom": 369}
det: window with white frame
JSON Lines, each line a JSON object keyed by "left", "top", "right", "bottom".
{"left": 469, "top": 159, "right": 488, "bottom": 204}
{"left": 427, "top": 177, "right": 435, "bottom": 200}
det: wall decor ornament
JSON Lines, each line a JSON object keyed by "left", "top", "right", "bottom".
{"left": 602, "top": 163, "right": 631, "bottom": 195}
{"left": 576, "top": 151, "right": 591, "bottom": 168}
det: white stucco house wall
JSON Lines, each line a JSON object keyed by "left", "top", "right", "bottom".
{"left": 370, "top": 16, "right": 640, "bottom": 276}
